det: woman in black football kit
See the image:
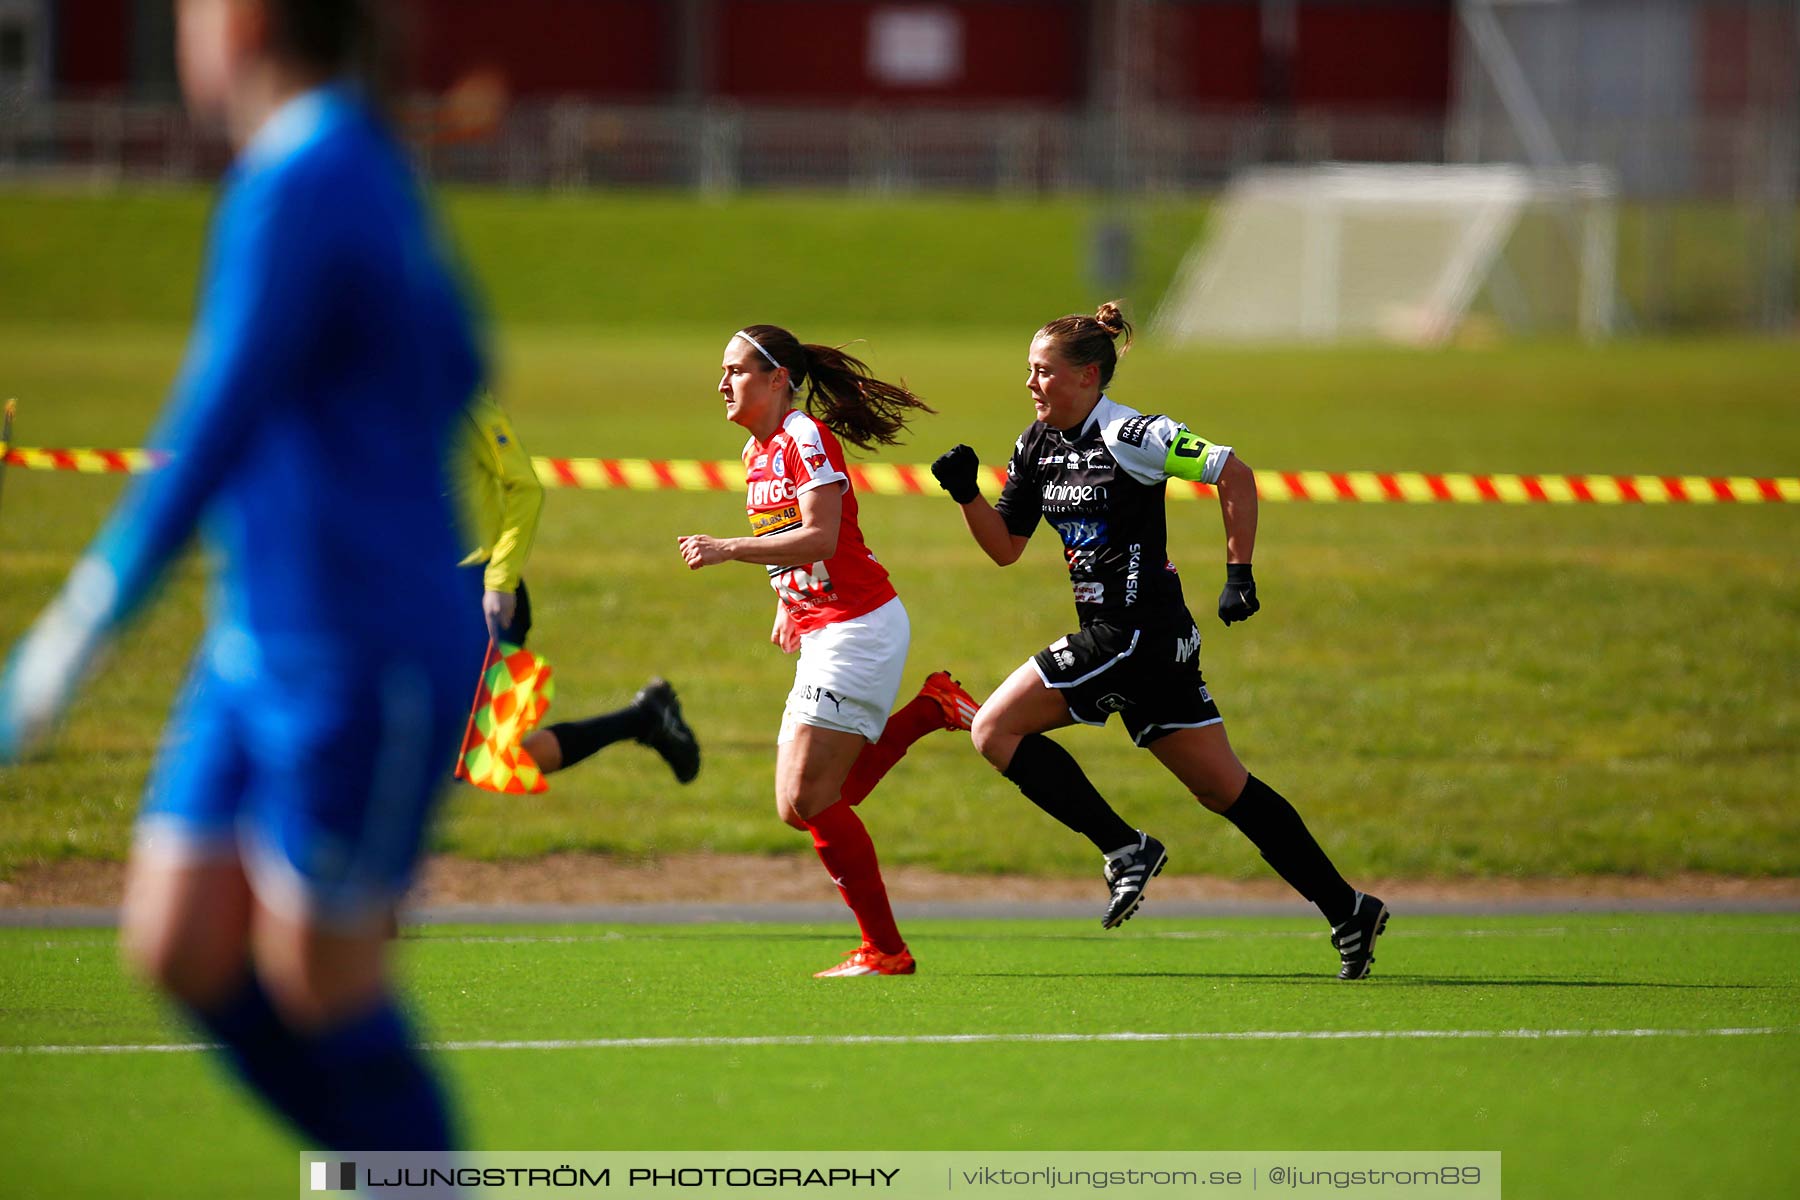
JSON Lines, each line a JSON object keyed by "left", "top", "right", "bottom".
{"left": 931, "top": 303, "right": 1388, "bottom": 980}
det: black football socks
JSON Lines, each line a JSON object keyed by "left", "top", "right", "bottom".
{"left": 1002, "top": 733, "right": 1140, "bottom": 852}
{"left": 1221, "top": 773, "right": 1357, "bottom": 924}
{"left": 543, "top": 704, "right": 653, "bottom": 771}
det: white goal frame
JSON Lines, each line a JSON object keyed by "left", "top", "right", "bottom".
{"left": 1152, "top": 163, "right": 1617, "bottom": 347}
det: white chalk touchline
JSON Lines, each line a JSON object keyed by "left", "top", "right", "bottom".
{"left": 7, "top": 1026, "right": 1795, "bottom": 1057}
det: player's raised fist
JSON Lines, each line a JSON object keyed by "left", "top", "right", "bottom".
{"left": 931, "top": 444, "right": 981, "bottom": 504}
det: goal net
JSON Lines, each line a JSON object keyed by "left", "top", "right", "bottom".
{"left": 1152, "top": 163, "right": 1617, "bottom": 346}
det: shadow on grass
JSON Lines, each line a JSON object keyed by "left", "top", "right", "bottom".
{"left": 1374, "top": 975, "right": 1783, "bottom": 990}
{"left": 959, "top": 971, "right": 1776, "bottom": 989}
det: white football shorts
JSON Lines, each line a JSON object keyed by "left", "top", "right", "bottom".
{"left": 778, "top": 596, "right": 910, "bottom": 744}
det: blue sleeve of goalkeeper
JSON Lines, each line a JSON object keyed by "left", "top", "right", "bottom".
{"left": 79, "top": 155, "right": 335, "bottom": 631}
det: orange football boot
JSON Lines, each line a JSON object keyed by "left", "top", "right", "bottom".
{"left": 917, "top": 670, "right": 980, "bottom": 732}
{"left": 814, "top": 943, "right": 917, "bottom": 977}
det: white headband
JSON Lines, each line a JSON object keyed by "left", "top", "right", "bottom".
{"left": 733, "top": 330, "right": 787, "bottom": 376}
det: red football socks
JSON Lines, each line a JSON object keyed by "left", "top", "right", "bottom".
{"left": 806, "top": 799, "right": 905, "bottom": 955}
{"left": 841, "top": 694, "right": 943, "bottom": 807}
{"left": 799, "top": 692, "right": 941, "bottom": 954}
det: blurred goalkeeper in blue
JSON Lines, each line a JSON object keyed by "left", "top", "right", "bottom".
{"left": 0, "top": 0, "right": 486, "bottom": 1152}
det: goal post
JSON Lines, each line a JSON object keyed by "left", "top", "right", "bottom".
{"left": 1152, "top": 163, "right": 1618, "bottom": 346}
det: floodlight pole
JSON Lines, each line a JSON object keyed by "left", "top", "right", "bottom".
{"left": 1098, "top": 0, "right": 1154, "bottom": 191}
{"left": 1752, "top": 0, "right": 1800, "bottom": 332}
{"left": 1088, "top": 0, "right": 1151, "bottom": 294}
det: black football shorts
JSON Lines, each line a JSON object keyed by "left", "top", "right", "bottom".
{"left": 1031, "top": 617, "right": 1222, "bottom": 746}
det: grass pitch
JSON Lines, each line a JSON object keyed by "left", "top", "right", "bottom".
{"left": 3, "top": 184, "right": 1796, "bottom": 1200}
{"left": 2, "top": 189, "right": 1792, "bottom": 332}
{"left": 1, "top": 186, "right": 1797, "bottom": 878}
{"left": 1, "top": 913, "right": 1797, "bottom": 1198}
{"left": 2, "top": 325, "right": 1796, "bottom": 878}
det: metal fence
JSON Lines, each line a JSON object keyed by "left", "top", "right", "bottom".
{"left": 2, "top": 97, "right": 1789, "bottom": 199}
{"left": 1, "top": 96, "right": 1793, "bottom": 332}
{"left": 0, "top": 99, "right": 1459, "bottom": 193}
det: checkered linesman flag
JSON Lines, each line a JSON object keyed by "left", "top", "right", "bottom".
{"left": 455, "top": 642, "right": 556, "bottom": 794}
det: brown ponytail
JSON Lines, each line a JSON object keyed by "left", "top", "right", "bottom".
{"left": 1037, "top": 300, "right": 1134, "bottom": 390}
{"left": 737, "top": 324, "right": 933, "bottom": 451}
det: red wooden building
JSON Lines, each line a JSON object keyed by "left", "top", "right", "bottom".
{"left": 31, "top": 1, "right": 1456, "bottom": 117}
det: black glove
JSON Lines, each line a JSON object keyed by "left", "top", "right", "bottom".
{"left": 931, "top": 444, "right": 981, "bottom": 504}
{"left": 1218, "top": 563, "right": 1260, "bottom": 626}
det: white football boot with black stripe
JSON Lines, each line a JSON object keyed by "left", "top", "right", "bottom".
{"left": 1101, "top": 832, "right": 1167, "bottom": 928}
{"left": 1330, "top": 891, "right": 1389, "bottom": 980}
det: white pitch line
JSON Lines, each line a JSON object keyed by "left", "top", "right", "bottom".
{"left": 7, "top": 1026, "right": 1795, "bottom": 1057}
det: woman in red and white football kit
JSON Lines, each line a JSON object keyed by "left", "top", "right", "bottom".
{"left": 678, "top": 326, "right": 979, "bottom": 978}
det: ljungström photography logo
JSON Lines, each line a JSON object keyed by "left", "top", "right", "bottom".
{"left": 309, "top": 1161, "right": 355, "bottom": 1191}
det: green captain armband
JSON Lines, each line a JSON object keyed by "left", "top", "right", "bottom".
{"left": 1163, "top": 429, "right": 1231, "bottom": 485}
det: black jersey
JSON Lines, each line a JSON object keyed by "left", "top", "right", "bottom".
{"left": 996, "top": 395, "right": 1232, "bottom": 629}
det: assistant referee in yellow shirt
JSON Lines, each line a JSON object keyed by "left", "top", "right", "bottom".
{"left": 452, "top": 394, "right": 698, "bottom": 782}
